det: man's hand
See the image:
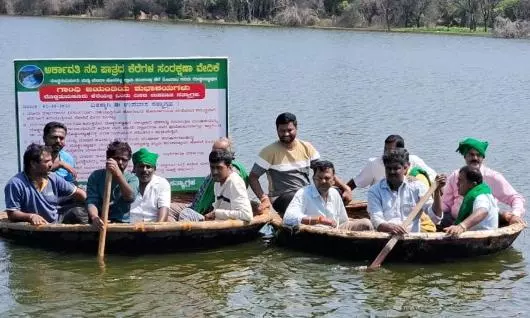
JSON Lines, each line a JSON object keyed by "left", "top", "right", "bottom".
{"left": 106, "top": 159, "right": 123, "bottom": 178}
{"left": 29, "top": 214, "right": 48, "bottom": 225}
{"left": 443, "top": 224, "right": 466, "bottom": 235}
{"left": 434, "top": 174, "right": 446, "bottom": 192}
{"left": 258, "top": 195, "right": 271, "bottom": 212}
{"left": 91, "top": 215, "right": 105, "bottom": 230}
{"left": 502, "top": 212, "right": 527, "bottom": 226}
{"left": 377, "top": 223, "right": 407, "bottom": 235}
{"left": 204, "top": 212, "right": 215, "bottom": 220}
{"left": 317, "top": 217, "right": 336, "bottom": 228}
{"left": 510, "top": 215, "right": 527, "bottom": 226}
{"left": 60, "top": 162, "right": 78, "bottom": 180}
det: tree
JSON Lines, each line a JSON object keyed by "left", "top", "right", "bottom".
{"left": 359, "top": 0, "right": 378, "bottom": 26}
{"left": 378, "top": 0, "right": 396, "bottom": 30}
{"left": 478, "top": 0, "right": 500, "bottom": 31}
{"left": 453, "top": 0, "right": 479, "bottom": 30}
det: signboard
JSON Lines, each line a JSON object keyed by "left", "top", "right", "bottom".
{"left": 14, "top": 58, "right": 228, "bottom": 192}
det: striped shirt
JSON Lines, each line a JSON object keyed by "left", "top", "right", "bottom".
{"left": 251, "top": 139, "right": 320, "bottom": 197}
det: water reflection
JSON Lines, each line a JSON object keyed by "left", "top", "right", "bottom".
{"left": 1, "top": 238, "right": 527, "bottom": 316}
{"left": 361, "top": 248, "right": 525, "bottom": 316}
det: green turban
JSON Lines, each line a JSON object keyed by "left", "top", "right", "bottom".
{"left": 456, "top": 138, "right": 488, "bottom": 158}
{"left": 132, "top": 148, "right": 159, "bottom": 166}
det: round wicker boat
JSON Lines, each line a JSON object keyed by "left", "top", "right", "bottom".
{"left": 0, "top": 208, "right": 272, "bottom": 253}
{"left": 272, "top": 201, "right": 525, "bottom": 262}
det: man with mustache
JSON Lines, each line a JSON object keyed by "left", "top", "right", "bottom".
{"left": 347, "top": 134, "right": 438, "bottom": 232}
{"left": 249, "top": 112, "right": 352, "bottom": 216}
{"left": 169, "top": 137, "right": 249, "bottom": 221}
{"left": 189, "top": 137, "right": 248, "bottom": 214}
{"left": 86, "top": 140, "right": 139, "bottom": 229}
{"left": 367, "top": 148, "right": 445, "bottom": 234}
{"left": 129, "top": 148, "right": 170, "bottom": 223}
{"left": 443, "top": 166, "right": 499, "bottom": 235}
{"left": 283, "top": 160, "right": 373, "bottom": 230}
{"left": 204, "top": 149, "right": 253, "bottom": 222}
{"left": 43, "top": 122, "right": 77, "bottom": 183}
{"left": 4, "top": 144, "right": 86, "bottom": 225}
{"left": 347, "top": 135, "right": 436, "bottom": 189}
{"left": 441, "top": 138, "right": 525, "bottom": 226}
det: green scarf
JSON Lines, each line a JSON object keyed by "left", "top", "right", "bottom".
{"left": 190, "top": 160, "right": 249, "bottom": 214}
{"left": 408, "top": 167, "right": 431, "bottom": 186}
{"left": 455, "top": 183, "right": 491, "bottom": 225}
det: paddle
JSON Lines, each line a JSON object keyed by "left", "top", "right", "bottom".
{"left": 368, "top": 180, "right": 438, "bottom": 270}
{"left": 97, "top": 170, "right": 113, "bottom": 260}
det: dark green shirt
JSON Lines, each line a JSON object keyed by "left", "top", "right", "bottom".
{"left": 86, "top": 169, "right": 139, "bottom": 222}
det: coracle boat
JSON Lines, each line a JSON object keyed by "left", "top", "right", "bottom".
{"left": 272, "top": 201, "right": 525, "bottom": 262}
{"left": 0, "top": 194, "right": 272, "bottom": 254}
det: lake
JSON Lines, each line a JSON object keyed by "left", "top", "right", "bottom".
{"left": 0, "top": 15, "right": 529, "bottom": 316}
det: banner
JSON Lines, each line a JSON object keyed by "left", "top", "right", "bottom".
{"left": 14, "top": 58, "right": 228, "bottom": 191}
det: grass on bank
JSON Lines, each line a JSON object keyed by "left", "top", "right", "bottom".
{"left": 392, "top": 26, "right": 490, "bottom": 36}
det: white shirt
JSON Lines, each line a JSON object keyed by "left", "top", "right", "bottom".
{"left": 213, "top": 171, "right": 253, "bottom": 222}
{"left": 468, "top": 193, "right": 499, "bottom": 230}
{"left": 353, "top": 155, "right": 436, "bottom": 188}
{"left": 283, "top": 184, "right": 348, "bottom": 228}
{"left": 367, "top": 179, "right": 442, "bottom": 232}
{"left": 129, "top": 175, "right": 171, "bottom": 223}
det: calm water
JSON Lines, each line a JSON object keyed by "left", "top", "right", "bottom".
{"left": 0, "top": 16, "right": 529, "bottom": 316}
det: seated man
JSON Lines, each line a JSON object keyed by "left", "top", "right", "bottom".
{"left": 348, "top": 135, "right": 438, "bottom": 232}
{"left": 444, "top": 166, "right": 499, "bottom": 235}
{"left": 348, "top": 134, "right": 436, "bottom": 188}
{"left": 129, "top": 148, "right": 170, "bottom": 223}
{"left": 187, "top": 137, "right": 248, "bottom": 215}
{"left": 43, "top": 121, "right": 77, "bottom": 183}
{"left": 348, "top": 135, "right": 436, "bottom": 232}
{"left": 204, "top": 150, "right": 253, "bottom": 222}
{"left": 367, "top": 148, "right": 445, "bottom": 234}
{"left": 283, "top": 160, "right": 372, "bottom": 230}
{"left": 4, "top": 144, "right": 87, "bottom": 225}
{"left": 86, "top": 141, "right": 139, "bottom": 228}
{"left": 442, "top": 137, "right": 525, "bottom": 226}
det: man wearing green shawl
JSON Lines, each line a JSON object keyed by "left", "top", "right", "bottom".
{"left": 443, "top": 166, "right": 499, "bottom": 235}
{"left": 441, "top": 137, "right": 526, "bottom": 227}
{"left": 170, "top": 138, "right": 249, "bottom": 219}
{"left": 129, "top": 148, "right": 171, "bottom": 223}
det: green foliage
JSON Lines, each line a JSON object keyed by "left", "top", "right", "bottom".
{"left": 2, "top": 0, "right": 529, "bottom": 34}
{"left": 497, "top": 0, "right": 520, "bottom": 19}
{"left": 104, "top": 0, "right": 133, "bottom": 18}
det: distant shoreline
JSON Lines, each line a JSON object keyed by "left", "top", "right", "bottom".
{"left": 2, "top": 14, "right": 493, "bottom": 38}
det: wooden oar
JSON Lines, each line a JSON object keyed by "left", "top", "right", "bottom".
{"left": 97, "top": 171, "right": 113, "bottom": 260}
{"left": 368, "top": 181, "right": 438, "bottom": 270}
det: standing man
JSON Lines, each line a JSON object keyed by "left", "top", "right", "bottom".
{"left": 367, "top": 148, "right": 445, "bottom": 234}
{"left": 4, "top": 144, "right": 86, "bottom": 225}
{"left": 129, "top": 148, "right": 170, "bottom": 223}
{"left": 86, "top": 141, "right": 139, "bottom": 228}
{"left": 283, "top": 160, "right": 372, "bottom": 230}
{"left": 442, "top": 137, "right": 525, "bottom": 226}
{"left": 249, "top": 112, "right": 352, "bottom": 216}
{"left": 43, "top": 122, "right": 77, "bottom": 183}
